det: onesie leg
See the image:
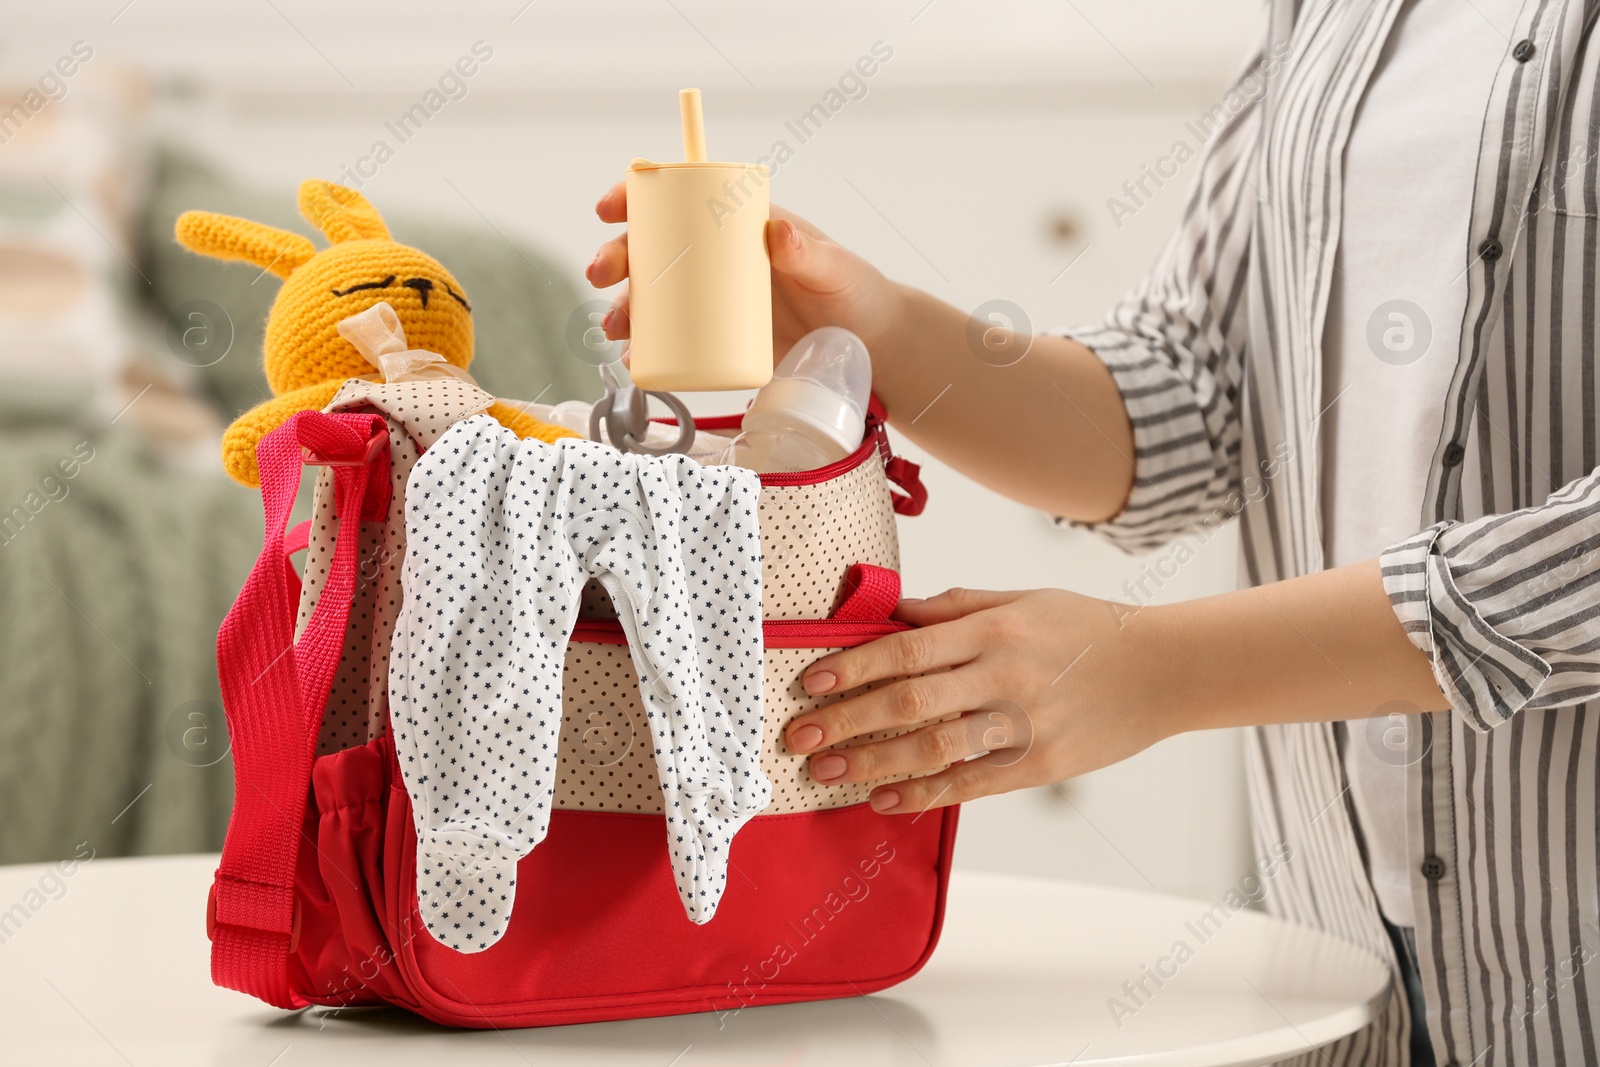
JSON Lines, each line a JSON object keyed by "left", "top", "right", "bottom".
{"left": 389, "top": 414, "right": 572, "bottom": 952}
{"left": 573, "top": 453, "right": 769, "bottom": 924}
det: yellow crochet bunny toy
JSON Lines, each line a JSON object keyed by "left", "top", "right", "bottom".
{"left": 176, "top": 179, "right": 575, "bottom": 487}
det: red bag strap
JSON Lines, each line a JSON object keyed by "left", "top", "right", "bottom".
{"left": 283, "top": 519, "right": 312, "bottom": 557}
{"left": 832, "top": 563, "right": 902, "bottom": 621}
{"left": 866, "top": 395, "right": 927, "bottom": 517}
{"left": 209, "top": 410, "right": 389, "bottom": 1009}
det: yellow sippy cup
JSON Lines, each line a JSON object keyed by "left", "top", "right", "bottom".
{"left": 624, "top": 89, "right": 774, "bottom": 392}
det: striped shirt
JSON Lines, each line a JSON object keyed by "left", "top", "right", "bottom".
{"left": 1065, "top": 1, "right": 1600, "bottom": 1062}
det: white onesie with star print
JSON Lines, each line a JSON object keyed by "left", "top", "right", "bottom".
{"left": 389, "top": 414, "right": 769, "bottom": 952}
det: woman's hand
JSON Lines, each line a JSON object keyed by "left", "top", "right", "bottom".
{"left": 587, "top": 181, "right": 907, "bottom": 363}
{"left": 785, "top": 563, "right": 1453, "bottom": 815}
{"left": 785, "top": 587, "right": 1178, "bottom": 813}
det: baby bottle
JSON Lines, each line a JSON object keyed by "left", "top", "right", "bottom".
{"left": 719, "top": 327, "right": 872, "bottom": 474}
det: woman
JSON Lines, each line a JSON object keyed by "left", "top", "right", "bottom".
{"left": 588, "top": 1, "right": 1600, "bottom": 1063}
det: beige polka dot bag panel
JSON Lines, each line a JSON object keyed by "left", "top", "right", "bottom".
{"left": 211, "top": 378, "right": 962, "bottom": 1028}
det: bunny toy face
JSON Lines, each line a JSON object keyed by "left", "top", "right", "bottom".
{"left": 177, "top": 179, "right": 475, "bottom": 397}
{"left": 262, "top": 236, "right": 474, "bottom": 395}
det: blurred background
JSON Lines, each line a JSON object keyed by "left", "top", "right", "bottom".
{"left": 0, "top": 0, "right": 1260, "bottom": 902}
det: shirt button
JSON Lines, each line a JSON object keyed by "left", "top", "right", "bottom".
{"left": 1443, "top": 442, "right": 1465, "bottom": 468}
{"left": 1479, "top": 237, "right": 1504, "bottom": 262}
{"left": 1513, "top": 38, "right": 1536, "bottom": 62}
{"left": 1421, "top": 855, "right": 1448, "bottom": 881}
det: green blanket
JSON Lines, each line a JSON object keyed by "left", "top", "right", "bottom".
{"left": 0, "top": 419, "right": 258, "bottom": 861}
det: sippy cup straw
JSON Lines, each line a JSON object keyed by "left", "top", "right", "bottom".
{"left": 680, "top": 88, "right": 707, "bottom": 162}
{"left": 624, "top": 89, "right": 774, "bottom": 392}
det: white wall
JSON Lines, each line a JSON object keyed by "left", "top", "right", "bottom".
{"left": 8, "top": 0, "right": 1264, "bottom": 902}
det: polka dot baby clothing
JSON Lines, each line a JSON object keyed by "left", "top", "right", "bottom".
{"left": 389, "top": 414, "right": 770, "bottom": 952}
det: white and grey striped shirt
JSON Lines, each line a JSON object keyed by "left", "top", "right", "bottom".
{"left": 1067, "top": 1, "right": 1600, "bottom": 1062}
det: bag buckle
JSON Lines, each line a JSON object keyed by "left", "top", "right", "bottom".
{"left": 301, "top": 424, "right": 389, "bottom": 468}
{"left": 206, "top": 880, "right": 303, "bottom": 954}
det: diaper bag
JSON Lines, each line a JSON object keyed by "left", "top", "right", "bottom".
{"left": 207, "top": 383, "right": 955, "bottom": 1027}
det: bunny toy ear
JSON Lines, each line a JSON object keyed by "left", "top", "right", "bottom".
{"left": 174, "top": 211, "right": 317, "bottom": 279}
{"left": 298, "top": 180, "right": 391, "bottom": 244}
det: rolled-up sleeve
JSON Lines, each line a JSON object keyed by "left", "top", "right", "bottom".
{"left": 1381, "top": 469, "right": 1600, "bottom": 732}
{"left": 1059, "top": 320, "right": 1237, "bottom": 553}
{"left": 1056, "top": 52, "right": 1265, "bottom": 554}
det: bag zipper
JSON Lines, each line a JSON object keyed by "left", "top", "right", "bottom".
{"left": 650, "top": 413, "right": 884, "bottom": 488}
{"left": 753, "top": 436, "right": 877, "bottom": 487}
{"left": 570, "top": 617, "right": 908, "bottom": 649}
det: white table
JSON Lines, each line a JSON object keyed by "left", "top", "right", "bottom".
{"left": 0, "top": 854, "right": 1387, "bottom": 1066}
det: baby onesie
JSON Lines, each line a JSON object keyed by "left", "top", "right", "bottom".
{"left": 389, "top": 414, "right": 769, "bottom": 952}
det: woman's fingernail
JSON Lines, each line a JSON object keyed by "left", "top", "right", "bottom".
{"left": 899, "top": 597, "right": 924, "bottom": 607}
{"left": 787, "top": 221, "right": 802, "bottom": 249}
{"left": 587, "top": 254, "right": 602, "bottom": 278}
{"left": 870, "top": 789, "right": 900, "bottom": 813}
{"left": 811, "top": 753, "right": 847, "bottom": 782}
{"left": 789, "top": 723, "right": 824, "bottom": 753}
{"left": 803, "top": 670, "right": 837, "bottom": 695}
{"left": 601, "top": 306, "right": 616, "bottom": 330}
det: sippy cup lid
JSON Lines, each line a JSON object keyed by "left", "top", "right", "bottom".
{"left": 627, "top": 89, "right": 770, "bottom": 174}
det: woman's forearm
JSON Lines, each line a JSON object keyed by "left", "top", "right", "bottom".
{"left": 781, "top": 559, "right": 1451, "bottom": 812}
{"left": 1146, "top": 558, "right": 1450, "bottom": 733}
{"left": 588, "top": 193, "right": 1135, "bottom": 522}
{"left": 871, "top": 283, "right": 1136, "bottom": 524}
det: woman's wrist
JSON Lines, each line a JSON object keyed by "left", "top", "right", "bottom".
{"left": 861, "top": 280, "right": 920, "bottom": 387}
{"left": 1106, "top": 599, "right": 1198, "bottom": 747}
